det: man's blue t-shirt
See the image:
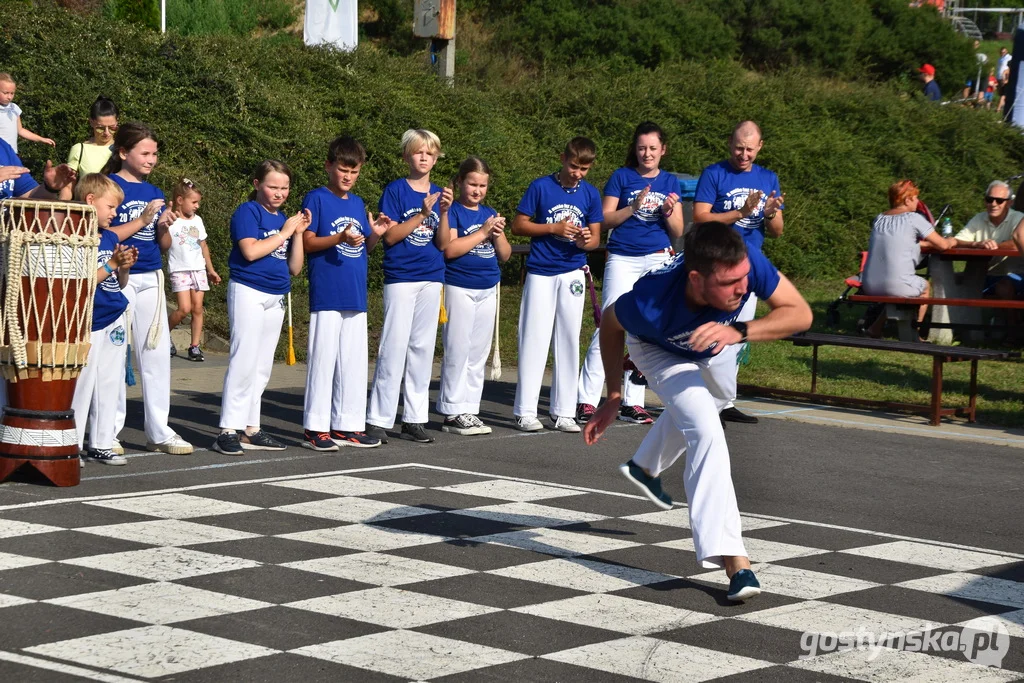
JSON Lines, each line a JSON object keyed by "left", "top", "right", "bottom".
{"left": 0, "top": 138, "right": 37, "bottom": 199}
{"left": 445, "top": 202, "right": 501, "bottom": 290}
{"left": 516, "top": 174, "right": 603, "bottom": 276}
{"left": 694, "top": 161, "right": 782, "bottom": 253}
{"left": 108, "top": 174, "right": 165, "bottom": 273}
{"left": 302, "top": 187, "right": 370, "bottom": 312}
{"left": 924, "top": 80, "right": 942, "bottom": 101}
{"left": 228, "top": 201, "right": 291, "bottom": 295}
{"left": 615, "top": 249, "right": 781, "bottom": 361}
{"left": 604, "top": 167, "right": 676, "bottom": 256}
{"left": 92, "top": 229, "right": 129, "bottom": 331}
{"left": 378, "top": 178, "right": 444, "bottom": 284}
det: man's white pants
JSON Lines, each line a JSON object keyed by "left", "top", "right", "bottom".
{"left": 514, "top": 270, "right": 585, "bottom": 419}
{"left": 629, "top": 340, "right": 747, "bottom": 569}
{"left": 72, "top": 314, "right": 128, "bottom": 451}
{"left": 437, "top": 284, "right": 496, "bottom": 416}
{"left": 304, "top": 310, "right": 368, "bottom": 433}
{"left": 704, "top": 294, "right": 757, "bottom": 412}
{"left": 219, "top": 281, "right": 285, "bottom": 430}
{"left": 115, "top": 271, "right": 175, "bottom": 444}
{"left": 579, "top": 250, "right": 672, "bottom": 407}
{"left": 367, "top": 281, "right": 441, "bottom": 428}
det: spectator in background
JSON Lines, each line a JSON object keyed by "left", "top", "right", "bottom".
{"left": 954, "top": 180, "right": 1024, "bottom": 302}
{"left": 0, "top": 73, "right": 55, "bottom": 153}
{"left": 998, "top": 48, "right": 1012, "bottom": 113}
{"left": 920, "top": 64, "right": 942, "bottom": 102}
{"left": 68, "top": 96, "right": 119, "bottom": 177}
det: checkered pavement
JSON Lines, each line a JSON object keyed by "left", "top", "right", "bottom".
{"left": 0, "top": 464, "right": 1021, "bottom": 682}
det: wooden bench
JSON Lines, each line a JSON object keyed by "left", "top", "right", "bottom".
{"left": 846, "top": 294, "right": 1024, "bottom": 342}
{"left": 511, "top": 244, "right": 607, "bottom": 284}
{"left": 738, "top": 332, "right": 1014, "bottom": 426}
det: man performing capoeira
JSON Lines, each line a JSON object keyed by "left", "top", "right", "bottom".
{"left": 583, "top": 222, "right": 811, "bottom": 601}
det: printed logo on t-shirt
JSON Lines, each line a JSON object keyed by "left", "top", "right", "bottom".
{"left": 570, "top": 279, "right": 584, "bottom": 297}
{"left": 0, "top": 178, "right": 13, "bottom": 198}
{"left": 722, "top": 188, "right": 766, "bottom": 231}
{"left": 175, "top": 224, "right": 202, "bottom": 252}
{"left": 464, "top": 223, "right": 495, "bottom": 258}
{"left": 648, "top": 252, "right": 685, "bottom": 276}
{"left": 626, "top": 189, "right": 667, "bottom": 222}
{"left": 664, "top": 312, "right": 740, "bottom": 353}
{"left": 401, "top": 208, "right": 439, "bottom": 247}
{"left": 331, "top": 216, "right": 365, "bottom": 258}
{"left": 97, "top": 248, "right": 121, "bottom": 293}
{"left": 109, "top": 325, "right": 126, "bottom": 346}
{"left": 118, "top": 200, "right": 158, "bottom": 241}
{"left": 547, "top": 204, "right": 585, "bottom": 243}
{"left": 264, "top": 229, "right": 288, "bottom": 260}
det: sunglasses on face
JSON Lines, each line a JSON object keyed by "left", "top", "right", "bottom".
{"left": 985, "top": 196, "right": 1009, "bottom": 204}
{"left": 93, "top": 125, "right": 118, "bottom": 133}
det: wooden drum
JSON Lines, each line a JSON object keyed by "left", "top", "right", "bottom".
{"left": 0, "top": 199, "right": 99, "bottom": 486}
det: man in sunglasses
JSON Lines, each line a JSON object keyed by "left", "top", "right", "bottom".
{"left": 952, "top": 180, "right": 1024, "bottom": 302}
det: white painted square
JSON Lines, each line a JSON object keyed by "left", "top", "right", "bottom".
{"left": 272, "top": 497, "right": 435, "bottom": 523}
{"left": 623, "top": 508, "right": 788, "bottom": 532}
{"left": 85, "top": 493, "right": 259, "bottom": 519}
{"left": 268, "top": 475, "right": 420, "bottom": 497}
{"left": 78, "top": 519, "right": 259, "bottom": 547}
{"left": 434, "top": 479, "right": 585, "bottom": 502}
{"left": 280, "top": 524, "right": 450, "bottom": 552}
{"left": 471, "top": 528, "right": 639, "bottom": 557}
{"left": 690, "top": 564, "right": 879, "bottom": 599}
{"left": 452, "top": 502, "right": 606, "bottom": 528}
{"left": 490, "top": 557, "right": 676, "bottom": 593}
{"left": 656, "top": 537, "right": 827, "bottom": 563}
{"left": 63, "top": 547, "right": 261, "bottom": 581}
{"left": 738, "top": 600, "right": 936, "bottom": 636}
{"left": 287, "top": 587, "right": 498, "bottom": 628}
{"left": 292, "top": 630, "right": 527, "bottom": 679}
{"left": 25, "top": 625, "right": 276, "bottom": 678}
{"left": 46, "top": 582, "right": 271, "bottom": 624}
{"left": 0, "top": 551, "right": 51, "bottom": 570}
{"left": 0, "top": 593, "right": 34, "bottom": 608}
{"left": 788, "top": 645, "right": 1020, "bottom": 682}
{"left": 841, "top": 541, "right": 1022, "bottom": 572}
{"left": 896, "top": 573, "right": 1024, "bottom": 609}
{"left": 544, "top": 636, "right": 773, "bottom": 682}
{"left": 0, "top": 520, "right": 63, "bottom": 539}
{"left": 966, "top": 609, "right": 1024, "bottom": 640}
{"left": 514, "top": 594, "right": 719, "bottom": 635}
{"left": 284, "top": 552, "right": 475, "bottom": 586}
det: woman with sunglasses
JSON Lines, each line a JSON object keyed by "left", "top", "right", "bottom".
{"left": 860, "top": 179, "right": 956, "bottom": 339}
{"left": 67, "top": 96, "right": 119, "bottom": 177}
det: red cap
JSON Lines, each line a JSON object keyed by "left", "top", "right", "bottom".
{"left": 919, "top": 63, "right": 936, "bottom": 76}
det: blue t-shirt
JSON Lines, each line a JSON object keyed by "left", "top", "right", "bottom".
{"left": 694, "top": 161, "right": 782, "bottom": 253}
{"left": 378, "top": 179, "right": 444, "bottom": 284}
{"left": 92, "top": 229, "right": 129, "bottom": 331}
{"left": 108, "top": 174, "right": 165, "bottom": 273}
{"left": 924, "top": 80, "right": 942, "bottom": 101}
{"left": 0, "top": 138, "right": 38, "bottom": 199}
{"left": 604, "top": 167, "right": 677, "bottom": 256}
{"left": 302, "top": 186, "right": 370, "bottom": 312}
{"left": 615, "top": 249, "right": 781, "bottom": 361}
{"left": 228, "top": 201, "right": 291, "bottom": 295}
{"left": 445, "top": 202, "right": 501, "bottom": 290}
{"left": 516, "top": 174, "right": 603, "bottom": 276}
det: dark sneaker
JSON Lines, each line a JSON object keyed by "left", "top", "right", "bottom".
{"left": 83, "top": 448, "right": 127, "bottom": 466}
{"left": 212, "top": 431, "right": 244, "bottom": 456}
{"left": 720, "top": 406, "right": 759, "bottom": 424}
{"left": 400, "top": 422, "right": 434, "bottom": 443}
{"left": 331, "top": 430, "right": 382, "bottom": 448}
{"left": 628, "top": 369, "right": 648, "bottom": 386}
{"left": 442, "top": 414, "right": 487, "bottom": 435}
{"left": 187, "top": 345, "right": 205, "bottom": 362}
{"left": 619, "top": 405, "right": 654, "bottom": 424}
{"left": 576, "top": 402, "right": 596, "bottom": 423}
{"left": 365, "top": 424, "right": 389, "bottom": 444}
{"left": 302, "top": 430, "right": 339, "bottom": 452}
{"left": 618, "top": 460, "right": 673, "bottom": 510}
{"left": 239, "top": 430, "right": 285, "bottom": 451}
{"left": 170, "top": 342, "right": 177, "bottom": 357}
{"left": 726, "top": 568, "right": 762, "bottom": 602}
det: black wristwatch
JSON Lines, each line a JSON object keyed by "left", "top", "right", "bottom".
{"left": 730, "top": 321, "right": 748, "bottom": 343}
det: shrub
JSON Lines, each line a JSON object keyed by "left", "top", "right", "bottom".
{"left": 165, "top": 0, "right": 297, "bottom": 37}
{"left": 103, "top": 0, "right": 158, "bottom": 30}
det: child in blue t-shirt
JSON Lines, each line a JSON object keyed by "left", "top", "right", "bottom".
{"left": 511, "top": 137, "right": 603, "bottom": 433}
{"left": 436, "top": 156, "right": 511, "bottom": 435}
{"left": 301, "top": 136, "right": 393, "bottom": 452}
{"left": 213, "top": 160, "right": 310, "bottom": 456}
{"left": 70, "top": 174, "right": 138, "bottom": 466}
{"left": 365, "top": 129, "right": 453, "bottom": 445}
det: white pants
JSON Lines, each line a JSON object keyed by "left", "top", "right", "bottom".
{"left": 514, "top": 270, "right": 586, "bottom": 419}
{"left": 367, "top": 281, "right": 441, "bottom": 428}
{"left": 219, "top": 281, "right": 285, "bottom": 430}
{"left": 437, "top": 284, "right": 496, "bottom": 416}
{"left": 630, "top": 340, "right": 747, "bottom": 569}
{"left": 115, "top": 271, "right": 175, "bottom": 444}
{"left": 304, "top": 310, "right": 368, "bottom": 433}
{"left": 72, "top": 315, "right": 128, "bottom": 450}
{"left": 704, "top": 294, "right": 757, "bottom": 411}
{"left": 579, "top": 250, "right": 672, "bottom": 407}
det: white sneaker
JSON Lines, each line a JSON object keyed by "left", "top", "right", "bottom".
{"left": 468, "top": 415, "right": 492, "bottom": 434}
{"left": 111, "top": 438, "right": 124, "bottom": 456}
{"left": 514, "top": 416, "right": 543, "bottom": 432}
{"left": 553, "top": 416, "right": 581, "bottom": 433}
{"left": 147, "top": 433, "right": 194, "bottom": 455}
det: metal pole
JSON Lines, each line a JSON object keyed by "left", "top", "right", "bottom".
{"left": 433, "top": 37, "right": 455, "bottom": 87}
{"left": 161, "top": 0, "right": 166, "bottom": 33}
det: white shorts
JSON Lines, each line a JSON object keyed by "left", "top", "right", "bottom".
{"left": 170, "top": 270, "right": 209, "bottom": 293}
